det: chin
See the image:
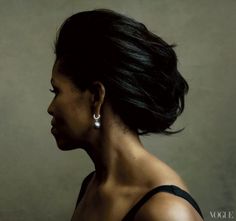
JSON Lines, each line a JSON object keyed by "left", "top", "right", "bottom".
{"left": 55, "top": 141, "right": 77, "bottom": 151}
{"left": 55, "top": 138, "right": 84, "bottom": 151}
{"left": 57, "top": 145, "right": 75, "bottom": 151}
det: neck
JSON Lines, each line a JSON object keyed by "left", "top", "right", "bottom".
{"left": 84, "top": 119, "right": 147, "bottom": 187}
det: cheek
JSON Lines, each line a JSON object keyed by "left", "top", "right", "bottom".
{"left": 70, "top": 106, "right": 92, "bottom": 132}
{"left": 51, "top": 93, "right": 93, "bottom": 147}
{"left": 62, "top": 101, "right": 92, "bottom": 135}
{"left": 56, "top": 110, "right": 92, "bottom": 149}
{"left": 50, "top": 99, "right": 72, "bottom": 136}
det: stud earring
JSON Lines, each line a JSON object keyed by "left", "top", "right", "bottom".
{"left": 93, "top": 114, "right": 101, "bottom": 129}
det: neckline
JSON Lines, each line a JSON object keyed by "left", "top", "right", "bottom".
{"left": 76, "top": 171, "right": 203, "bottom": 220}
{"left": 122, "top": 184, "right": 204, "bottom": 220}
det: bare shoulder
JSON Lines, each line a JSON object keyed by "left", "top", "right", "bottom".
{"left": 134, "top": 192, "right": 204, "bottom": 221}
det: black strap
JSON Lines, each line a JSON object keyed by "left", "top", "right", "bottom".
{"left": 122, "top": 185, "right": 204, "bottom": 220}
{"left": 75, "top": 172, "right": 204, "bottom": 220}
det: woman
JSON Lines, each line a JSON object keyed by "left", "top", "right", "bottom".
{"left": 47, "top": 9, "right": 204, "bottom": 221}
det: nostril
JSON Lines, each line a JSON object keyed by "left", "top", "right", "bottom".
{"left": 48, "top": 109, "right": 53, "bottom": 116}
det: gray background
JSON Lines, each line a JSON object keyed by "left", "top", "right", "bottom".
{"left": 0, "top": 0, "right": 235, "bottom": 220}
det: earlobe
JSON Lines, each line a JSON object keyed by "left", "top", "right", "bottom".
{"left": 93, "top": 113, "right": 101, "bottom": 129}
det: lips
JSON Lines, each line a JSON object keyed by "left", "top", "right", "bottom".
{"left": 51, "top": 120, "right": 56, "bottom": 127}
{"left": 51, "top": 126, "right": 57, "bottom": 134}
{"left": 51, "top": 119, "right": 58, "bottom": 134}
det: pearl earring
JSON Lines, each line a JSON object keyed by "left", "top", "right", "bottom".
{"left": 93, "top": 114, "right": 101, "bottom": 129}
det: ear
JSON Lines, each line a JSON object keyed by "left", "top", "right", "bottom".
{"left": 89, "top": 81, "right": 106, "bottom": 116}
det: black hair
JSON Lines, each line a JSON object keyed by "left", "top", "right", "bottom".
{"left": 54, "top": 9, "right": 189, "bottom": 135}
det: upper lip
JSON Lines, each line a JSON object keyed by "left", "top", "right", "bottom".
{"left": 51, "top": 120, "right": 56, "bottom": 127}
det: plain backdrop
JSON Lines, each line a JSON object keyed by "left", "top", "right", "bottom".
{"left": 0, "top": 0, "right": 235, "bottom": 220}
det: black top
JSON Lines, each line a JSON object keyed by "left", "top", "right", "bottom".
{"left": 74, "top": 171, "right": 204, "bottom": 220}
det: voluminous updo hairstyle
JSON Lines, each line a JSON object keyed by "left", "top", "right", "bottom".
{"left": 54, "top": 9, "right": 189, "bottom": 135}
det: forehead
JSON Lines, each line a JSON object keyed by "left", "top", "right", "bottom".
{"left": 50, "top": 61, "right": 79, "bottom": 92}
{"left": 51, "top": 60, "right": 60, "bottom": 80}
{"left": 51, "top": 61, "right": 66, "bottom": 85}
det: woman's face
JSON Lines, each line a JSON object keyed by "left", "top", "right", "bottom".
{"left": 47, "top": 62, "right": 93, "bottom": 150}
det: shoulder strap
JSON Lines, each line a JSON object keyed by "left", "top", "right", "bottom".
{"left": 75, "top": 171, "right": 95, "bottom": 208}
{"left": 122, "top": 185, "right": 204, "bottom": 220}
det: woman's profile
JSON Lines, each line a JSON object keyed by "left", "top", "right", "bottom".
{"left": 47, "top": 9, "right": 204, "bottom": 221}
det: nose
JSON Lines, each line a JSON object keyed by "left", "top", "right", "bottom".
{"left": 47, "top": 100, "right": 54, "bottom": 116}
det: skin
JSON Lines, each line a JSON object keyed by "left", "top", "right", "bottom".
{"left": 47, "top": 61, "right": 204, "bottom": 221}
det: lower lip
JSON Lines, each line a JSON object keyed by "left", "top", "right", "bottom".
{"left": 51, "top": 127, "right": 57, "bottom": 134}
